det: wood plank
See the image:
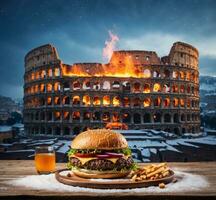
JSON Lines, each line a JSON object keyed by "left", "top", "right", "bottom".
{"left": 0, "top": 160, "right": 215, "bottom": 199}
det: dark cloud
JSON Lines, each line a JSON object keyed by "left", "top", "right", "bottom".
{"left": 0, "top": 0, "right": 216, "bottom": 98}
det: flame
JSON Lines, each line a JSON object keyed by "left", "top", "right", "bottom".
{"left": 60, "top": 31, "right": 152, "bottom": 78}
{"left": 106, "top": 122, "right": 128, "bottom": 130}
{"left": 103, "top": 31, "right": 119, "bottom": 62}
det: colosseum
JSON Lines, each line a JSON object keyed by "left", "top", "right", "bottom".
{"left": 23, "top": 41, "right": 200, "bottom": 136}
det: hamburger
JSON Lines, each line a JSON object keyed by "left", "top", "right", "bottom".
{"left": 67, "top": 129, "right": 136, "bottom": 179}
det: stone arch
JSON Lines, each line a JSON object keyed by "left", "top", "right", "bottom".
{"left": 164, "top": 113, "right": 171, "bottom": 123}
{"left": 134, "top": 113, "right": 141, "bottom": 124}
{"left": 143, "top": 113, "right": 151, "bottom": 123}
{"left": 173, "top": 113, "right": 179, "bottom": 123}
{"left": 122, "top": 113, "right": 131, "bottom": 123}
{"left": 73, "top": 126, "right": 80, "bottom": 135}
{"left": 102, "top": 112, "right": 110, "bottom": 122}
{"left": 153, "top": 113, "right": 161, "bottom": 123}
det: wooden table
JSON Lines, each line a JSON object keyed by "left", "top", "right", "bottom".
{"left": 0, "top": 160, "right": 216, "bottom": 199}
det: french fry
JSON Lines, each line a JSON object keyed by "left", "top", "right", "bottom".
{"left": 130, "top": 162, "right": 172, "bottom": 185}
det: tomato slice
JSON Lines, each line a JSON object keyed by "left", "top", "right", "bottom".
{"left": 74, "top": 153, "right": 96, "bottom": 158}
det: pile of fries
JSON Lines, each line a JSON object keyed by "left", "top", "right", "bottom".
{"left": 131, "top": 163, "right": 170, "bottom": 182}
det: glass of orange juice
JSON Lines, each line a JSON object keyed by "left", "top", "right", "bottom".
{"left": 35, "top": 146, "right": 56, "bottom": 174}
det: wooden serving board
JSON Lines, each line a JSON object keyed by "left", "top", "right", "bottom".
{"left": 55, "top": 169, "right": 175, "bottom": 189}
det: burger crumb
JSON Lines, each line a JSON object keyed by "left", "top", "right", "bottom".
{"left": 159, "top": 183, "right": 166, "bottom": 189}
{"left": 67, "top": 173, "right": 72, "bottom": 177}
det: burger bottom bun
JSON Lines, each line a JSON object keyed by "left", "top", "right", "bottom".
{"left": 72, "top": 169, "right": 131, "bottom": 179}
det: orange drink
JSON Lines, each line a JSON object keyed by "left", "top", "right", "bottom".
{"left": 34, "top": 146, "right": 55, "bottom": 174}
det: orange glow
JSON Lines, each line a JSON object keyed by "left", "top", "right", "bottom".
{"left": 93, "top": 96, "right": 100, "bottom": 106}
{"left": 54, "top": 68, "right": 60, "bottom": 77}
{"left": 54, "top": 112, "right": 61, "bottom": 120}
{"left": 61, "top": 58, "right": 152, "bottom": 78}
{"left": 54, "top": 82, "right": 60, "bottom": 91}
{"left": 143, "top": 84, "right": 150, "bottom": 93}
{"left": 164, "top": 98, "right": 170, "bottom": 107}
{"left": 72, "top": 96, "right": 80, "bottom": 105}
{"left": 40, "top": 84, "right": 45, "bottom": 92}
{"left": 113, "top": 96, "right": 120, "bottom": 106}
{"left": 180, "top": 99, "right": 185, "bottom": 107}
{"left": 47, "top": 83, "right": 52, "bottom": 92}
{"left": 173, "top": 98, "right": 179, "bottom": 107}
{"left": 72, "top": 111, "right": 80, "bottom": 120}
{"left": 103, "top": 96, "right": 110, "bottom": 106}
{"left": 106, "top": 122, "right": 128, "bottom": 130}
{"left": 47, "top": 97, "right": 52, "bottom": 105}
{"left": 63, "top": 112, "right": 70, "bottom": 120}
{"left": 144, "top": 98, "right": 151, "bottom": 107}
{"left": 83, "top": 95, "right": 90, "bottom": 106}
{"left": 54, "top": 97, "right": 60, "bottom": 105}
{"left": 112, "top": 112, "right": 120, "bottom": 122}
{"left": 153, "top": 83, "right": 161, "bottom": 92}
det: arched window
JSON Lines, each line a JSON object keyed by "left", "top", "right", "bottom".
{"left": 72, "top": 111, "right": 80, "bottom": 121}
{"left": 164, "top": 113, "right": 171, "bottom": 123}
{"left": 172, "top": 71, "right": 178, "bottom": 79}
{"left": 179, "top": 71, "right": 185, "bottom": 79}
{"left": 54, "top": 127, "right": 61, "bottom": 135}
{"left": 180, "top": 85, "right": 185, "bottom": 93}
{"left": 83, "top": 95, "right": 91, "bottom": 106}
{"left": 172, "top": 84, "right": 178, "bottom": 93}
{"left": 54, "top": 82, "right": 60, "bottom": 91}
{"left": 93, "top": 112, "right": 100, "bottom": 121}
{"left": 103, "top": 96, "right": 110, "bottom": 106}
{"left": 153, "top": 83, "right": 161, "bottom": 92}
{"left": 180, "top": 99, "right": 185, "bottom": 107}
{"left": 163, "top": 98, "right": 170, "bottom": 107}
{"left": 153, "top": 113, "right": 161, "bottom": 123}
{"left": 83, "top": 80, "right": 91, "bottom": 90}
{"left": 173, "top": 98, "right": 179, "bottom": 107}
{"left": 73, "top": 127, "right": 80, "bottom": 135}
{"left": 72, "top": 96, "right": 80, "bottom": 105}
{"left": 63, "top": 127, "right": 70, "bottom": 135}
{"left": 181, "top": 114, "right": 185, "bottom": 122}
{"left": 164, "top": 69, "right": 170, "bottom": 78}
{"left": 163, "top": 84, "right": 170, "bottom": 93}
{"left": 143, "top": 69, "right": 151, "bottom": 78}
{"left": 133, "top": 82, "right": 141, "bottom": 93}
{"left": 143, "top": 83, "right": 150, "bottom": 93}
{"left": 93, "top": 82, "right": 100, "bottom": 90}
{"left": 143, "top": 113, "right": 151, "bottom": 123}
{"left": 73, "top": 81, "right": 81, "bottom": 90}
{"left": 153, "top": 70, "right": 161, "bottom": 78}
{"left": 112, "top": 112, "right": 120, "bottom": 122}
{"left": 63, "top": 81, "right": 70, "bottom": 91}
{"left": 122, "top": 113, "right": 131, "bottom": 123}
{"left": 102, "top": 112, "right": 110, "bottom": 122}
{"left": 83, "top": 112, "right": 91, "bottom": 121}
{"left": 103, "top": 81, "right": 110, "bottom": 90}
{"left": 54, "top": 96, "right": 60, "bottom": 105}
{"left": 113, "top": 96, "right": 121, "bottom": 107}
{"left": 63, "top": 96, "right": 70, "bottom": 105}
{"left": 122, "top": 81, "right": 130, "bottom": 91}
{"left": 63, "top": 112, "right": 70, "bottom": 120}
{"left": 112, "top": 81, "right": 120, "bottom": 89}
{"left": 123, "top": 97, "right": 130, "bottom": 107}
{"left": 47, "top": 97, "right": 52, "bottom": 106}
{"left": 133, "top": 98, "right": 141, "bottom": 107}
{"left": 154, "top": 97, "right": 161, "bottom": 107}
{"left": 174, "top": 113, "right": 179, "bottom": 123}
{"left": 143, "top": 98, "right": 151, "bottom": 107}
{"left": 93, "top": 96, "right": 100, "bottom": 106}
{"left": 134, "top": 113, "right": 141, "bottom": 124}
{"left": 54, "top": 111, "right": 61, "bottom": 121}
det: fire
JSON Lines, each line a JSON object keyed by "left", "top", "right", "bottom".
{"left": 106, "top": 122, "right": 128, "bottom": 130}
{"left": 103, "top": 31, "right": 119, "bottom": 62}
{"left": 60, "top": 31, "right": 152, "bottom": 78}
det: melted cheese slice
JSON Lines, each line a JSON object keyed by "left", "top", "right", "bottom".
{"left": 71, "top": 155, "right": 130, "bottom": 165}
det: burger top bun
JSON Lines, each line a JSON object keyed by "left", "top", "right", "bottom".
{"left": 71, "top": 129, "right": 128, "bottom": 150}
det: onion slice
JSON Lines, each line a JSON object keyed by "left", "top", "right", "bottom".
{"left": 105, "top": 152, "right": 124, "bottom": 157}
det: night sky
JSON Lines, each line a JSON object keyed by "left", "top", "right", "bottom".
{"left": 0, "top": 0, "right": 216, "bottom": 98}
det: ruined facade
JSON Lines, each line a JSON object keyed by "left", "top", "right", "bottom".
{"left": 23, "top": 42, "right": 200, "bottom": 136}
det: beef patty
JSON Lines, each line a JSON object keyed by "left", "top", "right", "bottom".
{"left": 70, "top": 157, "right": 133, "bottom": 171}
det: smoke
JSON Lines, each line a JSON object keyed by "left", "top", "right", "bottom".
{"left": 103, "top": 30, "right": 119, "bottom": 62}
